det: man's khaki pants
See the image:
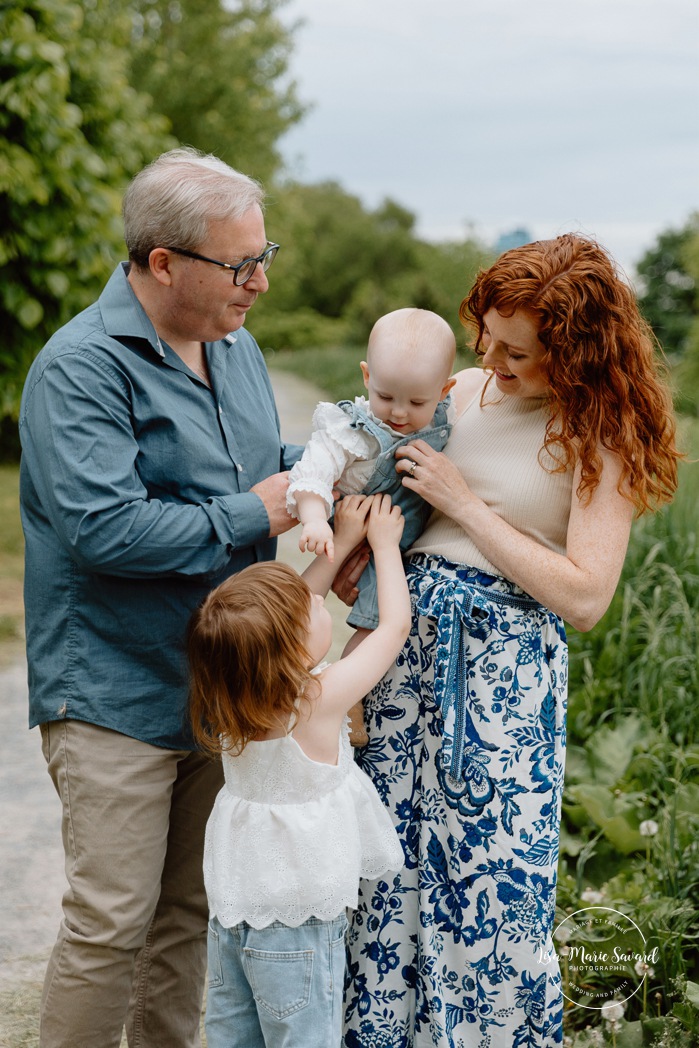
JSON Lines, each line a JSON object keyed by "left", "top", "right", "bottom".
{"left": 39, "top": 720, "right": 223, "bottom": 1048}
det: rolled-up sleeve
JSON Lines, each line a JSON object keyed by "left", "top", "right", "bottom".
{"left": 286, "top": 402, "right": 374, "bottom": 518}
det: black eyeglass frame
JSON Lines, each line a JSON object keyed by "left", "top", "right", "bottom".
{"left": 164, "top": 242, "right": 280, "bottom": 285}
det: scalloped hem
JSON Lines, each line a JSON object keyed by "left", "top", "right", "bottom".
{"left": 210, "top": 864, "right": 403, "bottom": 930}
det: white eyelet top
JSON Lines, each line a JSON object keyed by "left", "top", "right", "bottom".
{"left": 203, "top": 689, "right": 404, "bottom": 929}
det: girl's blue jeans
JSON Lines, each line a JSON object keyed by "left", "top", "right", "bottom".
{"left": 205, "top": 912, "right": 349, "bottom": 1048}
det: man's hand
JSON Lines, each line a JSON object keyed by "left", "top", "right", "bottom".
{"left": 331, "top": 543, "right": 370, "bottom": 606}
{"left": 251, "top": 472, "right": 297, "bottom": 537}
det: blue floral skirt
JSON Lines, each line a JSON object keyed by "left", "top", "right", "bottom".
{"left": 344, "top": 553, "right": 567, "bottom": 1047}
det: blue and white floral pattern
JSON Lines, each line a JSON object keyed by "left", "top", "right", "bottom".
{"left": 344, "top": 554, "right": 567, "bottom": 1047}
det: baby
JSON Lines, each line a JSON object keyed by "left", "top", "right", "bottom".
{"left": 287, "top": 307, "right": 456, "bottom": 744}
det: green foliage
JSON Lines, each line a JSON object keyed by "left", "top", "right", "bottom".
{"left": 558, "top": 730, "right": 699, "bottom": 1039}
{"left": 0, "top": 0, "right": 173, "bottom": 426}
{"left": 127, "top": 0, "right": 305, "bottom": 185}
{"left": 637, "top": 214, "right": 698, "bottom": 362}
{"left": 266, "top": 343, "right": 476, "bottom": 404}
{"left": 252, "top": 179, "right": 493, "bottom": 350}
{"left": 567, "top": 456, "right": 699, "bottom": 747}
{"left": 636, "top": 213, "right": 699, "bottom": 416}
{"left": 265, "top": 345, "right": 366, "bottom": 403}
{"left": 674, "top": 223, "right": 699, "bottom": 416}
{"left": 254, "top": 310, "right": 351, "bottom": 355}
{"left": 260, "top": 181, "right": 420, "bottom": 319}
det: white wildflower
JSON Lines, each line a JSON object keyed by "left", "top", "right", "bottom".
{"left": 601, "top": 1000, "right": 625, "bottom": 1023}
{"left": 635, "top": 957, "right": 655, "bottom": 978}
{"left": 581, "top": 887, "right": 604, "bottom": 904}
{"left": 639, "top": 819, "right": 659, "bottom": 837}
{"left": 554, "top": 924, "right": 572, "bottom": 944}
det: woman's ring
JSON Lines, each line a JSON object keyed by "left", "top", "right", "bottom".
{"left": 407, "top": 460, "right": 418, "bottom": 477}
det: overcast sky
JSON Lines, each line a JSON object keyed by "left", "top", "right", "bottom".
{"left": 278, "top": 0, "right": 699, "bottom": 276}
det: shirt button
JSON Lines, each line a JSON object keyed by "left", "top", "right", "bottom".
{"left": 441, "top": 429, "right": 448, "bottom": 437}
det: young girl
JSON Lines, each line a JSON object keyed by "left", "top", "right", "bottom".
{"left": 186, "top": 494, "right": 410, "bottom": 1048}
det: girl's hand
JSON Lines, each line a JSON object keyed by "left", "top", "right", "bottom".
{"left": 366, "top": 493, "right": 404, "bottom": 551}
{"left": 332, "top": 494, "right": 373, "bottom": 555}
{"left": 395, "top": 439, "right": 474, "bottom": 517}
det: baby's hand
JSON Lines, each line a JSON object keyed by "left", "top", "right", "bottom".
{"left": 366, "top": 494, "right": 404, "bottom": 551}
{"left": 300, "top": 520, "right": 335, "bottom": 561}
{"left": 332, "top": 495, "right": 373, "bottom": 553}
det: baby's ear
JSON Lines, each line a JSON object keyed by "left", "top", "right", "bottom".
{"left": 441, "top": 376, "right": 457, "bottom": 397}
{"left": 360, "top": 361, "right": 370, "bottom": 388}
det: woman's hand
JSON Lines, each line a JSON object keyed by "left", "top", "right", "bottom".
{"left": 398, "top": 437, "right": 634, "bottom": 632}
{"left": 395, "top": 439, "right": 476, "bottom": 517}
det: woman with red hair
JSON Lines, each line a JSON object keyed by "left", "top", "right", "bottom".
{"left": 343, "top": 234, "right": 680, "bottom": 1047}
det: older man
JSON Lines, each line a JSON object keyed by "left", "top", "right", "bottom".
{"left": 19, "top": 148, "right": 300, "bottom": 1048}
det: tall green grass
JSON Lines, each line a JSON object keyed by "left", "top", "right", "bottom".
{"left": 561, "top": 431, "right": 699, "bottom": 1041}
{"left": 568, "top": 447, "right": 698, "bottom": 746}
{"left": 0, "top": 464, "right": 23, "bottom": 573}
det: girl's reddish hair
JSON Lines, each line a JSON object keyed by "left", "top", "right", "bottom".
{"left": 186, "top": 561, "right": 319, "bottom": 756}
{"left": 461, "top": 234, "right": 681, "bottom": 512}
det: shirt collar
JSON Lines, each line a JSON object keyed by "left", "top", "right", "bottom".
{"left": 98, "top": 263, "right": 238, "bottom": 358}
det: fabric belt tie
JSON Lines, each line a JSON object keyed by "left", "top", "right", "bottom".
{"left": 412, "top": 565, "right": 492, "bottom": 783}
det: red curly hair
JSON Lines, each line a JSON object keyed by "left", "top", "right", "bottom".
{"left": 186, "top": 562, "right": 319, "bottom": 757}
{"left": 460, "top": 233, "right": 681, "bottom": 513}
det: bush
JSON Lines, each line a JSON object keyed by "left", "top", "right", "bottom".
{"left": 251, "top": 308, "right": 351, "bottom": 354}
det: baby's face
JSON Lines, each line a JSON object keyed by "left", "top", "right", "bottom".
{"left": 361, "top": 356, "right": 453, "bottom": 434}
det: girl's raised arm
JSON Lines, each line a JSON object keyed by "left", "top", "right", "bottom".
{"left": 320, "top": 495, "right": 411, "bottom": 713}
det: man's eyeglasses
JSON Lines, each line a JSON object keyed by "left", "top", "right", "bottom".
{"left": 165, "top": 242, "right": 280, "bottom": 286}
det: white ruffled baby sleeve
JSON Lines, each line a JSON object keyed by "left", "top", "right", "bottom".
{"left": 286, "top": 402, "right": 376, "bottom": 518}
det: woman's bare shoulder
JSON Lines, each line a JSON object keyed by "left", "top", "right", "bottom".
{"left": 451, "top": 367, "right": 487, "bottom": 414}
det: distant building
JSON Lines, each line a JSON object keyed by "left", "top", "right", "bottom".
{"left": 494, "top": 228, "right": 533, "bottom": 255}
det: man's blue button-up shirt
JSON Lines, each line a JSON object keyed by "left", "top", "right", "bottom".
{"left": 19, "top": 264, "right": 301, "bottom": 748}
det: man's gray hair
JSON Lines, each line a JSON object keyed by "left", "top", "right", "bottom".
{"left": 123, "top": 147, "right": 264, "bottom": 268}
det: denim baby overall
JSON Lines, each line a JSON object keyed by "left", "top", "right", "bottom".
{"left": 337, "top": 397, "right": 452, "bottom": 630}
